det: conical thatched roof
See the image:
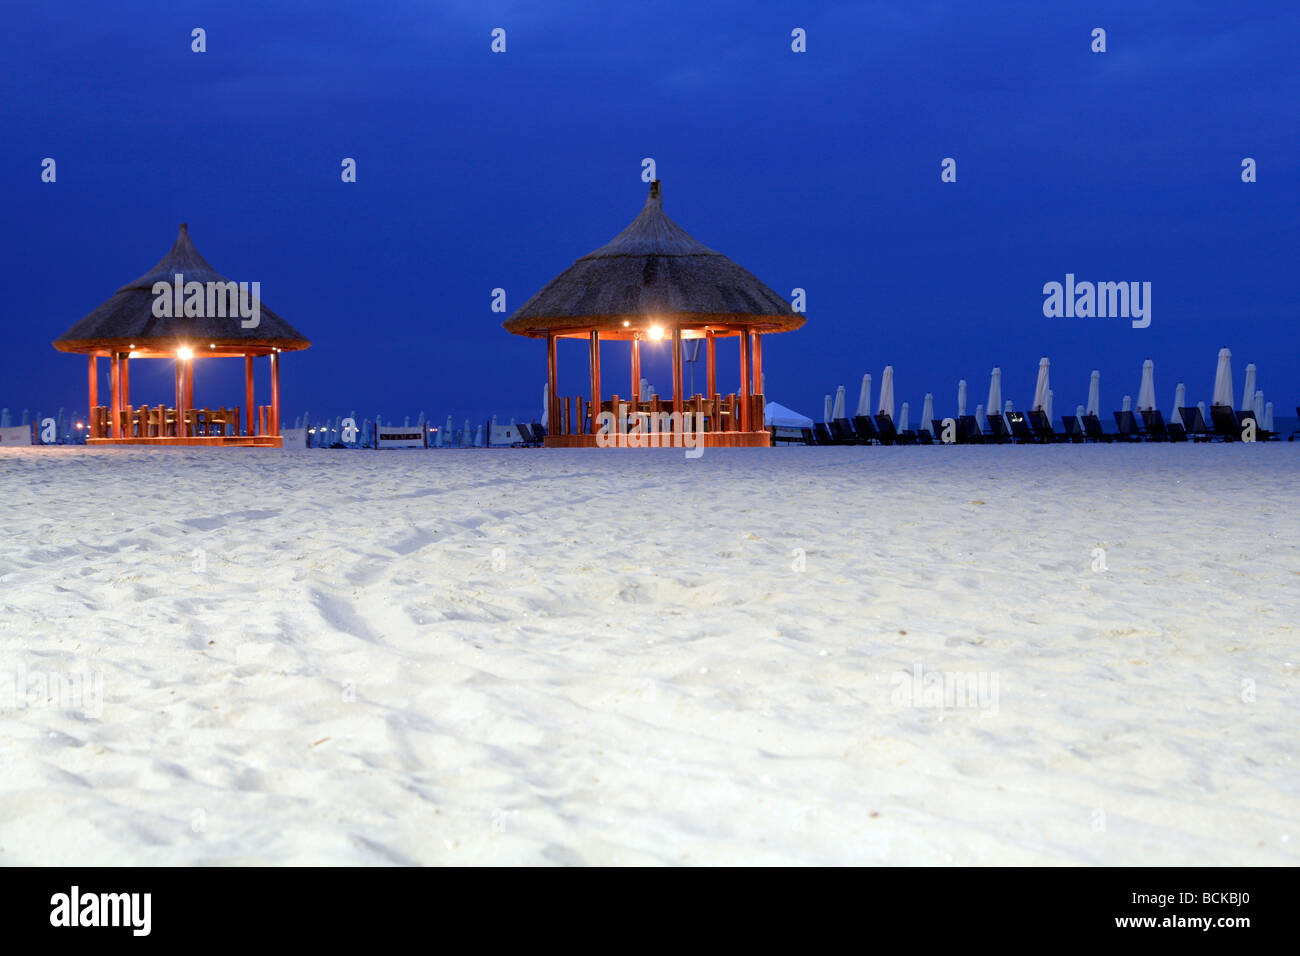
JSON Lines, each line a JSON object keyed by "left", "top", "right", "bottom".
{"left": 53, "top": 224, "right": 310, "bottom": 353}
{"left": 504, "top": 181, "right": 804, "bottom": 337}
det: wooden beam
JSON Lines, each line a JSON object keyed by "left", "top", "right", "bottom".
{"left": 705, "top": 330, "right": 716, "bottom": 401}
{"left": 671, "top": 326, "right": 683, "bottom": 416}
{"left": 739, "top": 330, "right": 751, "bottom": 432}
{"left": 589, "top": 331, "right": 601, "bottom": 434}
{"left": 245, "top": 355, "right": 255, "bottom": 436}
{"left": 546, "top": 332, "right": 558, "bottom": 430}
{"left": 87, "top": 355, "right": 98, "bottom": 437}
{"left": 109, "top": 353, "right": 121, "bottom": 439}
{"left": 270, "top": 351, "right": 281, "bottom": 435}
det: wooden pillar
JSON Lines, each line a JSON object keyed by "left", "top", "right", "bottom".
{"left": 270, "top": 351, "right": 281, "bottom": 435}
{"left": 739, "top": 330, "right": 751, "bottom": 432}
{"left": 183, "top": 357, "right": 194, "bottom": 411}
{"left": 588, "top": 331, "right": 601, "bottom": 434}
{"left": 630, "top": 333, "right": 641, "bottom": 404}
{"left": 705, "top": 330, "right": 716, "bottom": 402}
{"left": 546, "top": 332, "right": 558, "bottom": 432}
{"left": 245, "top": 354, "right": 255, "bottom": 436}
{"left": 751, "top": 332, "right": 763, "bottom": 396}
{"left": 671, "top": 326, "right": 683, "bottom": 417}
{"left": 87, "top": 355, "right": 98, "bottom": 437}
{"left": 120, "top": 354, "right": 131, "bottom": 409}
{"left": 109, "top": 353, "right": 121, "bottom": 438}
{"left": 174, "top": 358, "right": 183, "bottom": 435}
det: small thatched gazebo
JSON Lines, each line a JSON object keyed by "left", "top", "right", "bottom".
{"left": 504, "top": 180, "right": 804, "bottom": 447}
{"left": 53, "top": 224, "right": 309, "bottom": 446}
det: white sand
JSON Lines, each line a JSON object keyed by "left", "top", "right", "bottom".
{"left": 1, "top": 444, "right": 1297, "bottom": 865}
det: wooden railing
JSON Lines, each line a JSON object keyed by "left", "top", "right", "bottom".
{"left": 549, "top": 393, "right": 765, "bottom": 436}
{"left": 89, "top": 405, "right": 275, "bottom": 439}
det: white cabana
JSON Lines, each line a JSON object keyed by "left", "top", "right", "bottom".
{"left": 1241, "top": 363, "right": 1257, "bottom": 411}
{"left": 1137, "top": 359, "right": 1156, "bottom": 411}
{"left": 957, "top": 379, "right": 967, "bottom": 417}
{"left": 1032, "top": 357, "right": 1051, "bottom": 410}
{"left": 856, "top": 374, "right": 872, "bottom": 417}
{"left": 986, "top": 367, "right": 1002, "bottom": 419}
{"left": 831, "top": 385, "right": 846, "bottom": 421}
{"left": 898, "top": 401, "right": 910, "bottom": 431}
{"left": 765, "top": 401, "right": 814, "bottom": 429}
{"left": 975, "top": 403, "right": 987, "bottom": 432}
{"left": 920, "top": 393, "right": 934, "bottom": 434}
{"left": 823, "top": 394, "right": 833, "bottom": 423}
{"left": 1086, "top": 370, "right": 1101, "bottom": 417}
{"left": 878, "top": 366, "right": 896, "bottom": 419}
{"left": 1263, "top": 402, "right": 1274, "bottom": 432}
{"left": 1122, "top": 395, "right": 1132, "bottom": 412}
{"left": 1212, "top": 348, "right": 1233, "bottom": 407}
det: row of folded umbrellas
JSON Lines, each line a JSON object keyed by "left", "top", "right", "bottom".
{"left": 826, "top": 348, "right": 1278, "bottom": 434}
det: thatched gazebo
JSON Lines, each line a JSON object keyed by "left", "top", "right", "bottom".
{"left": 53, "top": 224, "right": 309, "bottom": 446}
{"left": 504, "top": 180, "right": 804, "bottom": 447}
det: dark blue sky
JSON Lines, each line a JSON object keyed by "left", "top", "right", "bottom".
{"left": 3, "top": 1, "right": 1297, "bottom": 425}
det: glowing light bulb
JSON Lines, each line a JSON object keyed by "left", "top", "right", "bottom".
{"left": 177, "top": 347, "right": 193, "bottom": 360}
{"left": 649, "top": 326, "right": 664, "bottom": 341}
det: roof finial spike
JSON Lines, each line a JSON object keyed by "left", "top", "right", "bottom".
{"left": 648, "top": 180, "right": 661, "bottom": 203}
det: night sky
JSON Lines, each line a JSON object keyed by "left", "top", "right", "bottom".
{"left": 2, "top": 1, "right": 1297, "bottom": 426}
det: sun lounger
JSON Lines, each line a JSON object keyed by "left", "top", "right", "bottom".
{"left": 1139, "top": 409, "right": 1173, "bottom": 441}
{"left": 873, "top": 414, "right": 900, "bottom": 445}
{"left": 1178, "top": 407, "right": 1212, "bottom": 441}
{"left": 1005, "top": 411, "right": 1037, "bottom": 442}
{"left": 852, "top": 415, "right": 881, "bottom": 444}
{"left": 1112, "top": 409, "right": 1143, "bottom": 441}
{"left": 958, "top": 415, "right": 984, "bottom": 443}
{"left": 1209, "top": 404, "right": 1240, "bottom": 441}
{"left": 1081, "top": 413, "right": 1110, "bottom": 442}
{"left": 1028, "top": 409, "right": 1061, "bottom": 442}
{"left": 1060, "top": 416, "right": 1084, "bottom": 441}
{"left": 813, "top": 422, "right": 836, "bottom": 445}
{"left": 831, "top": 418, "right": 861, "bottom": 444}
{"left": 985, "top": 412, "right": 1011, "bottom": 443}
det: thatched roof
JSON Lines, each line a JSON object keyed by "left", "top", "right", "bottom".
{"left": 504, "top": 181, "right": 804, "bottom": 337}
{"left": 53, "top": 224, "right": 310, "bottom": 353}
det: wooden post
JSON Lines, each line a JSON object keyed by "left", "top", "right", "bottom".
{"left": 87, "top": 355, "right": 98, "bottom": 437}
{"left": 563, "top": 396, "right": 571, "bottom": 436}
{"left": 270, "top": 351, "right": 281, "bottom": 435}
{"left": 671, "top": 326, "right": 683, "bottom": 417}
{"left": 546, "top": 332, "right": 558, "bottom": 433}
{"left": 109, "top": 353, "right": 121, "bottom": 438}
{"left": 739, "top": 330, "right": 751, "bottom": 432}
{"left": 243, "top": 354, "right": 255, "bottom": 436}
{"left": 751, "top": 332, "right": 763, "bottom": 397}
{"left": 183, "top": 356, "right": 194, "bottom": 412}
{"left": 630, "top": 333, "right": 641, "bottom": 405}
{"left": 121, "top": 354, "right": 131, "bottom": 410}
{"left": 705, "top": 329, "right": 716, "bottom": 402}
{"left": 589, "top": 331, "right": 600, "bottom": 434}
{"left": 174, "top": 358, "right": 183, "bottom": 436}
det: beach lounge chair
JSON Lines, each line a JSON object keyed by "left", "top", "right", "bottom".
{"left": 1209, "top": 405, "right": 1240, "bottom": 441}
{"left": 1028, "top": 410, "right": 1061, "bottom": 442}
{"left": 873, "top": 414, "right": 900, "bottom": 445}
{"left": 813, "top": 422, "right": 836, "bottom": 445}
{"left": 958, "top": 415, "right": 983, "bottom": 443}
{"left": 1005, "top": 411, "right": 1037, "bottom": 443}
{"left": 1060, "top": 416, "right": 1084, "bottom": 442}
{"left": 985, "top": 412, "right": 1011, "bottom": 443}
{"left": 1081, "top": 414, "right": 1110, "bottom": 442}
{"left": 830, "top": 418, "right": 860, "bottom": 444}
{"left": 800, "top": 426, "right": 817, "bottom": 445}
{"left": 1140, "top": 409, "right": 1173, "bottom": 441}
{"left": 852, "top": 415, "right": 880, "bottom": 444}
{"left": 1178, "top": 407, "right": 1212, "bottom": 441}
{"left": 1112, "top": 409, "right": 1143, "bottom": 441}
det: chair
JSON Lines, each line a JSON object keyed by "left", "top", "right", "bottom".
{"left": 800, "top": 426, "right": 817, "bottom": 445}
{"left": 1006, "top": 411, "right": 1036, "bottom": 442}
{"left": 985, "top": 413, "right": 1012, "bottom": 443}
{"left": 1178, "top": 407, "right": 1212, "bottom": 441}
{"left": 1113, "top": 409, "right": 1143, "bottom": 441}
{"left": 1209, "top": 405, "right": 1240, "bottom": 442}
{"left": 1028, "top": 409, "right": 1060, "bottom": 442}
{"left": 1060, "top": 416, "right": 1084, "bottom": 442}
{"left": 1140, "top": 409, "right": 1172, "bottom": 441}
{"left": 852, "top": 415, "right": 880, "bottom": 444}
{"left": 830, "top": 418, "right": 860, "bottom": 444}
{"left": 1082, "top": 414, "right": 1110, "bottom": 442}
{"left": 873, "top": 414, "right": 901, "bottom": 445}
{"left": 958, "top": 415, "right": 984, "bottom": 443}
{"left": 812, "top": 422, "right": 836, "bottom": 445}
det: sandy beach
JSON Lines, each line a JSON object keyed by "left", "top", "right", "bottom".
{"left": 1, "top": 445, "right": 1297, "bottom": 865}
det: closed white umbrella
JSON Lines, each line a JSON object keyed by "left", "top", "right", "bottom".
{"left": 1032, "top": 357, "right": 1051, "bottom": 410}
{"left": 1212, "top": 347, "right": 1233, "bottom": 407}
{"left": 957, "top": 379, "right": 967, "bottom": 417}
{"left": 856, "top": 374, "right": 872, "bottom": 417}
{"left": 1086, "top": 370, "right": 1101, "bottom": 417}
{"left": 975, "top": 403, "right": 987, "bottom": 432}
{"left": 823, "top": 394, "right": 833, "bottom": 423}
{"left": 832, "top": 385, "right": 846, "bottom": 421}
{"left": 920, "top": 393, "right": 934, "bottom": 434}
{"left": 1171, "top": 383, "right": 1186, "bottom": 425}
{"left": 1263, "top": 401, "right": 1274, "bottom": 432}
{"left": 1004, "top": 400, "right": 1013, "bottom": 415}
{"left": 898, "top": 401, "right": 910, "bottom": 431}
{"left": 1137, "top": 359, "right": 1156, "bottom": 411}
{"left": 1044, "top": 389, "right": 1054, "bottom": 423}
{"left": 1122, "top": 395, "right": 1132, "bottom": 412}
{"left": 1253, "top": 389, "right": 1264, "bottom": 421}
{"left": 1075, "top": 403, "right": 1086, "bottom": 433}
{"left": 1197, "top": 401, "right": 1207, "bottom": 422}
{"left": 541, "top": 383, "right": 550, "bottom": 428}
{"left": 1241, "top": 363, "right": 1257, "bottom": 411}
{"left": 878, "top": 366, "right": 895, "bottom": 419}
{"left": 987, "top": 367, "right": 1002, "bottom": 418}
